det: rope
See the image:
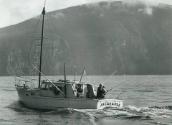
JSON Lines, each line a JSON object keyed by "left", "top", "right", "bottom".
{"left": 33, "top": 65, "right": 64, "bottom": 96}
{"left": 101, "top": 70, "right": 117, "bottom": 84}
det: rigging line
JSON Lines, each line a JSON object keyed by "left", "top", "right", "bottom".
{"left": 29, "top": 16, "right": 42, "bottom": 75}
{"left": 105, "top": 76, "right": 127, "bottom": 99}
{"left": 43, "top": 13, "right": 53, "bottom": 45}
{"left": 40, "top": 9, "right": 55, "bottom": 44}
{"left": 33, "top": 65, "right": 65, "bottom": 96}
{"left": 79, "top": 67, "right": 85, "bottom": 83}
{"left": 40, "top": 9, "right": 56, "bottom": 63}
{"left": 13, "top": 16, "right": 41, "bottom": 77}
{"left": 115, "top": 90, "right": 126, "bottom": 99}
{"left": 38, "top": 6, "right": 46, "bottom": 88}
{"left": 29, "top": 16, "right": 41, "bottom": 57}
{"left": 39, "top": 18, "right": 55, "bottom": 72}
{"left": 16, "top": 76, "right": 37, "bottom": 82}
{"left": 16, "top": 76, "right": 36, "bottom": 84}
{"left": 106, "top": 79, "right": 125, "bottom": 93}
{"left": 28, "top": 15, "right": 42, "bottom": 42}
{"left": 101, "top": 70, "right": 117, "bottom": 84}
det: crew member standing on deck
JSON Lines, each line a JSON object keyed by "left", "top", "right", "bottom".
{"left": 77, "top": 84, "right": 83, "bottom": 97}
{"left": 97, "top": 84, "right": 106, "bottom": 99}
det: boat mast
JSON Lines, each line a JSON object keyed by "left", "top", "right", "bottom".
{"left": 38, "top": 6, "right": 46, "bottom": 88}
{"left": 64, "top": 63, "right": 67, "bottom": 98}
{"left": 64, "top": 63, "right": 66, "bottom": 81}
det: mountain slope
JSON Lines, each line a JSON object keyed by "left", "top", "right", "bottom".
{"left": 0, "top": 1, "right": 172, "bottom": 75}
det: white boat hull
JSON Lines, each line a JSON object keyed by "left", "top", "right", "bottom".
{"left": 16, "top": 88, "right": 123, "bottom": 110}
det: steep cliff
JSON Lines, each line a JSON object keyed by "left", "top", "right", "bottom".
{"left": 0, "top": 1, "right": 172, "bottom": 75}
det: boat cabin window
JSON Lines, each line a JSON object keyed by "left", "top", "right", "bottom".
{"left": 41, "top": 83, "right": 47, "bottom": 89}
{"left": 86, "top": 84, "right": 95, "bottom": 98}
{"left": 41, "top": 82, "right": 65, "bottom": 92}
{"left": 41, "top": 82, "right": 53, "bottom": 90}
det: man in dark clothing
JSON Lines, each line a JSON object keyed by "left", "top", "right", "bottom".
{"left": 97, "top": 84, "right": 102, "bottom": 98}
{"left": 76, "top": 84, "right": 83, "bottom": 97}
{"left": 97, "top": 84, "right": 106, "bottom": 99}
{"left": 101, "top": 86, "right": 106, "bottom": 97}
{"left": 77, "top": 84, "right": 83, "bottom": 93}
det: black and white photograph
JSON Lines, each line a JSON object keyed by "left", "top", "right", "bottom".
{"left": 0, "top": 0, "right": 172, "bottom": 125}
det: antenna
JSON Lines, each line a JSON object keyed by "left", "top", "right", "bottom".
{"left": 79, "top": 67, "right": 85, "bottom": 83}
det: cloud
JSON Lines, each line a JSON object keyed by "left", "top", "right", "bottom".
{"left": 0, "top": 0, "right": 93, "bottom": 28}
{"left": 122, "top": 0, "right": 172, "bottom": 15}
{"left": 0, "top": 0, "right": 43, "bottom": 27}
{"left": 123, "top": 0, "right": 172, "bottom": 6}
{"left": 138, "top": 7, "right": 153, "bottom": 15}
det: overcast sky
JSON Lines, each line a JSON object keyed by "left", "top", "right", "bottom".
{"left": 0, "top": 0, "right": 172, "bottom": 28}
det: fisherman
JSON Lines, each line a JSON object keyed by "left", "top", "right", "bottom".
{"left": 102, "top": 86, "right": 106, "bottom": 97}
{"left": 76, "top": 84, "right": 83, "bottom": 97}
{"left": 97, "top": 84, "right": 106, "bottom": 99}
{"left": 77, "top": 84, "right": 83, "bottom": 93}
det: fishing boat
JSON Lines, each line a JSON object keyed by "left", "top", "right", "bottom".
{"left": 15, "top": 4, "right": 123, "bottom": 110}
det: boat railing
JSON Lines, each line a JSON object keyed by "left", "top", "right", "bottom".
{"left": 14, "top": 77, "right": 37, "bottom": 89}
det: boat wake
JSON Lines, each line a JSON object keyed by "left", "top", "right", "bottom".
{"left": 72, "top": 105, "right": 172, "bottom": 125}
{"left": 7, "top": 101, "right": 172, "bottom": 124}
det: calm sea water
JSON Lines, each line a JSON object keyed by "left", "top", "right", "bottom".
{"left": 0, "top": 75, "right": 172, "bottom": 125}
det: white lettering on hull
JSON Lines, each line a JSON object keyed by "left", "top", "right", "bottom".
{"left": 97, "top": 99, "right": 123, "bottom": 109}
